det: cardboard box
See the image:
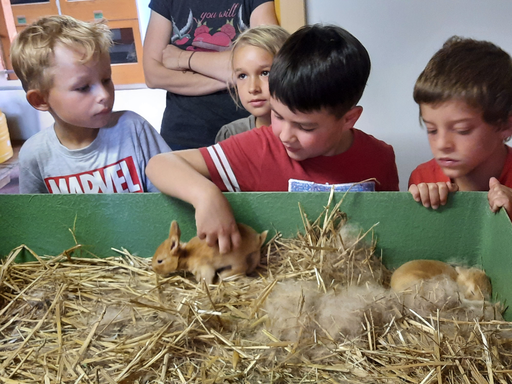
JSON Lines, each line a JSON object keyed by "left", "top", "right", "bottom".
{"left": 1, "top": 192, "right": 511, "bottom": 319}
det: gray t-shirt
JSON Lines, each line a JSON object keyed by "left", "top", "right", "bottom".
{"left": 19, "top": 111, "right": 170, "bottom": 193}
{"left": 215, "top": 115, "right": 256, "bottom": 143}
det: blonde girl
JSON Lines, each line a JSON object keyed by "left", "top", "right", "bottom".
{"left": 215, "top": 25, "right": 290, "bottom": 142}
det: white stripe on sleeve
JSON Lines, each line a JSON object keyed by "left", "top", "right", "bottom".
{"left": 213, "top": 144, "right": 241, "bottom": 192}
{"left": 206, "top": 145, "right": 241, "bottom": 192}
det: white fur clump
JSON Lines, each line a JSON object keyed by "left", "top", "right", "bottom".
{"left": 314, "top": 223, "right": 388, "bottom": 288}
{"left": 262, "top": 281, "right": 319, "bottom": 342}
{"left": 264, "top": 280, "right": 394, "bottom": 343}
{"left": 335, "top": 222, "right": 370, "bottom": 250}
{"left": 316, "top": 284, "right": 392, "bottom": 338}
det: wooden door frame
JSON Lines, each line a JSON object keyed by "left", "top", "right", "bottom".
{"left": 276, "top": 0, "right": 306, "bottom": 33}
{"left": 0, "top": 0, "right": 17, "bottom": 79}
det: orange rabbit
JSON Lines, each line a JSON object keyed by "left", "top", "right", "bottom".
{"left": 152, "top": 221, "right": 268, "bottom": 284}
{"left": 390, "top": 259, "right": 491, "bottom": 301}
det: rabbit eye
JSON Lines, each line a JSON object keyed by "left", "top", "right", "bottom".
{"left": 157, "top": 259, "right": 163, "bottom": 264}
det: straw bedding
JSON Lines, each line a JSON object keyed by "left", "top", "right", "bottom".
{"left": 0, "top": 194, "right": 511, "bottom": 383}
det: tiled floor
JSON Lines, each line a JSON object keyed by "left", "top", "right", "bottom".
{"left": 0, "top": 141, "right": 21, "bottom": 194}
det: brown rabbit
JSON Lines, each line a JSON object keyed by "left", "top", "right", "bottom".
{"left": 390, "top": 259, "right": 491, "bottom": 301}
{"left": 152, "top": 221, "right": 268, "bottom": 284}
{"left": 454, "top": 266, "right": 492, "bottom": 301}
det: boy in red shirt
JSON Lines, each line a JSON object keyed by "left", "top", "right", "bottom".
{"left": 147, "top": 24, "right": 399, "bottom": 252}
{"left": 409, "top": 37, "right": 512, "bottom": 214}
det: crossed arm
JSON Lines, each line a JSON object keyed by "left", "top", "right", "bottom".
{"left": 143, "top": 2, "right": 278, "bottom": 96}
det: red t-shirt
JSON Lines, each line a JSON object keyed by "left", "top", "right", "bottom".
{"left": 409, "top": 145, "right": 512, "bottom": 188}
{"left": 199, "top": 125, "right": 399, "bottom": 192}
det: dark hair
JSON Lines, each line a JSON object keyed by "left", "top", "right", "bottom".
{"left": 414, "top": 36, "right": 512, "bottom": 128}
{"left": 269, "top": 24, "right": 371, "bottom": 119}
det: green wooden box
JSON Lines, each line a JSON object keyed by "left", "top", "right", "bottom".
{"left": 1, "top": 192, "right": 511, "bottom": 319}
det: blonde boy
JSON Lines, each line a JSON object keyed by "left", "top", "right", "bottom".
{"left": 11, "top": 15, "right": 169, "bottom": 194}
{"left": 147, "top": 24, "right": 399, "bottom": 253}
{"left": 409, "top": 37, "right": 512, "bottom": 214}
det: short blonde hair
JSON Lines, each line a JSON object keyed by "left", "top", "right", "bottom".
{"left": 11, "top": 15, "right": 112, "bottom": 93}
{"left": 231, "top": 25, "right": 290, "bottom": 70}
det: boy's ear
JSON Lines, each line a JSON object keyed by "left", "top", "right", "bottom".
{"left": 342, "top": 106, "right": 363, "bottom": 129}
{"left": 26, "top": 89, "right": 50, "bottom": 112}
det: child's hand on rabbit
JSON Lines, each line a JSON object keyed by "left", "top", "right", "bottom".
{"left": 194, "top": 187, "right": 242, "bottom": 254}
{"left": 152, "top": 220, "right": 268, "bottom": 285}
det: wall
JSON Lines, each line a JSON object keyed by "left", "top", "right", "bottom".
{"left": 0, "top": 89, "right": 50, "bottom": 140}
{"left": 306, "top": 0, "right": 512, "bottom": 191}
{"left": 135, "top": 0, "right": 150, "bottom": 43}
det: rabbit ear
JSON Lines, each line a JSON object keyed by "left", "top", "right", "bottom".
{"left": 168, "top": 221, "right": 182, "bottom": 253}
{"left": 258, "top": 230, "right": 269, "bottom": 247}
{"left": 169, "top": 220, "right": 181, "bottom": 238}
